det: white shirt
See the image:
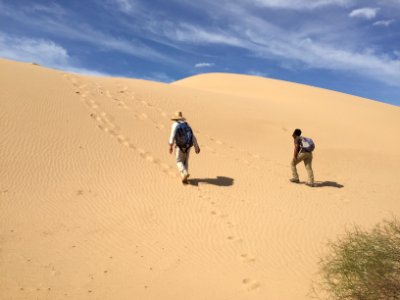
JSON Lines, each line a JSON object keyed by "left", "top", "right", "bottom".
{"left": 169, "top": 121, "right": 199, "bottom": 148}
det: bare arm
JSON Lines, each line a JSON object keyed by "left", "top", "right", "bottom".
{"left": 192, "top": 134, "right": 200, "bottom": 154}
{"left": 169, "top": 123, "right": 178, "bottom": 154}
{"left": 293, "top": 143, "right": 300, "bottom": 160}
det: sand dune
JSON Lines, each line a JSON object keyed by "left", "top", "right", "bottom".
{"left": 1, "top": 58, "right": 399, "bottom": 299}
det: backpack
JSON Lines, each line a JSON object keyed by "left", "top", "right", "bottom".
{"left": 301, "top": 137, "right": 315, "bottom": 152}
{"left": 175, "top": 122, "right": 193, "bottom": 151}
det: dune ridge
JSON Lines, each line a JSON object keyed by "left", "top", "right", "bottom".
{"left": 1, "top": 58, "right": 399, "bottom": 299}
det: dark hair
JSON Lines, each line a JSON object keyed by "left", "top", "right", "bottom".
{"left": 293, "top": 129, "right": 302, "bottom": 137}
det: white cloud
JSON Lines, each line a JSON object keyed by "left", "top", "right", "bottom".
{"left": 252, "top": 36, "right": 400, "bottom": 86}
{"left": 249, "top": 0, "right": 354, "bottom": 10}
{"left": 0, "top": 32, "right": 114, "bottom": 78}
{"left": 140, "top": 72, "right": 175, "bottom": 83}
{"left": 63, "top": 67, "right": 114, "bottom": 77}
{"left": 237, "top": 20, "right": 400, "bottom": 86}
{"left": 195, "top": 62, "right": 215, "bottom": 68}
{"left": 0, "top": 33, "right": 69, "bottom": 66}
{"left": 0, "top": 2, "right": 169, "bottom": 63}
{"left": 127, "top": 2, "right": 400, "bottom": 86}
{"left": 29, "top": 3, "right": 66, "bottom": 16}
{"left": 247, "top": 70, "right": 270, "bottom": 77}
{"left": 173, "top": 23, "right": 243, "bottom": 46}
{"left": 110, "top": 0, "right": 137, "bottom": 13}
{"left": 373, "top": 19, "right": 395, "bottom": 27}
{"left": 37, "top": 21, "right": 168, "bottom": 62}
{"left": 349, "top": 7, "right": 379, "bottom": 19}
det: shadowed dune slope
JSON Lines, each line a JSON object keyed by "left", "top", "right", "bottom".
{"left": 1, "top": 59, "right": 400, "bottom": 300}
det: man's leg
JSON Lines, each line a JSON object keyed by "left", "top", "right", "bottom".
{"left": 290, "top": 153, "right": 303, "bottom": 182}
{"left": 184, "top": 149, "right": 190, "bottom": 175}
{"left": 303, "top": 153, "right": 314, "bottom": 185}
{"left": 176, "top": 148, "right": 187, "bottom": 173}
{"left": 176, "top": 148, "right": 189, "bottom": 182}
{"left": 291, "top": 153, "right": 306, "bottom": 182}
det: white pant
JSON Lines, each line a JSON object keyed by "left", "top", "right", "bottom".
{"left": 176, "top": 147, "right": 190, "bottom": 175}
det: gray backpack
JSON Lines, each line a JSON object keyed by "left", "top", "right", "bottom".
{"left": 301, "top": 137, "right": 315, "bottom": 152}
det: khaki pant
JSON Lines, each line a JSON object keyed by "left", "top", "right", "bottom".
{"left": 176, "top": 147, "right": 190, "bottom": 176}
{"left": 291, "top": 151, "right": 314, "bottom": 184}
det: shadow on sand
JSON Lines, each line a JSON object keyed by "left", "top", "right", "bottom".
{"left": 189, "top": 176, "right": 234, "bottom": 187}
{"left": 312, "top": 181, "right": 344, "bottom": 188}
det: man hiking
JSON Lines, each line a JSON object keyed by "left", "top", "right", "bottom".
{"left": 169, "top": 111, "right": 200, "bottom": 184}
{"left": 290, "top": 128, "right": 315, "bottom": 187}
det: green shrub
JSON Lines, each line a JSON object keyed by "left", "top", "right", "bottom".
{"left": 316, "top": 219, "right": 400, "bottom": 300}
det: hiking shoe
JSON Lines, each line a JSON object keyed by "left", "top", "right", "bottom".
{"left": 305, "top": 182, "right": 315, "bottom": 187}
{"left": 182, "top": 172, "right": 190, "bottom": 184}
{"left": 289, "top": 178, "right": 300, "bottom": 183}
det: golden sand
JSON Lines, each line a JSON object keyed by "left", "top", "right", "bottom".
{"left": 1, "top": 58, "right": 399, "bottom": 299}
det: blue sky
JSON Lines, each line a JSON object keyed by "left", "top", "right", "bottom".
{"left": 1, "top": 0, "right": 399, "bottom": 105}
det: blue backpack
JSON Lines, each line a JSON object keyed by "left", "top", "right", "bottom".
{"left": 175, "top": 122, "right": 193, "bottom": 151}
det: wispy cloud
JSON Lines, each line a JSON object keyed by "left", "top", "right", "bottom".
{"left": 152, "top": 3, "right": 400, "bottom": 86}
{"left": 29, "top": 3, "right": 67, "bottom": 16}
{"left": 140, "top": 72, "right": 176, "bottom": 83}
{"left": 109, "top": 0, "right": 137, "bottom": 13}
{"left": 0, "top": 32, "right": 69, "bottom": 66}
{"left": 170, "top": 23, "right": 243, "bottom": 46}
{"left": 0, "top": 1, "right": 169, "bottom": 63}
{"left": 64, "top": 67, "right": 115, "bottom": 77}
{"left": 112, "top": 0, "right": 400, "bottom": 87}
{"left": 244, "top": 26, "right": 400, "bottom": 86}
{"left": 247, "top": 70, "right": 270, "bottom": 77}
{"left": 349, "top": 7, "right": 379, "bottom": 20}
{"left": 373, "top": 19, "right": 395, "bottom": 27}
{"left": 195, "top": 62, "right": 215, "bottom": 68}
{"left": 0, "top": 32, "right": 114, "bottom": 77}
{"left": 248, "top": 0, "right": 354, "bottom": 10}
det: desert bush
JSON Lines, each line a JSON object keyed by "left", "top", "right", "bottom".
{"left": 316, "top": 219, "right": 400, "bottom": 300}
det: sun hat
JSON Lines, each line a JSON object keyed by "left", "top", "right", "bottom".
{"left": 171, "top": 111, "right": 186, "bottom": 121}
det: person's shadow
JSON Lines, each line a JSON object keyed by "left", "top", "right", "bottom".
{"left": 312, "top": 181, "right": 344, "bottom": 188}
{"left": 189, "top": 176, "right": 234, "bottom": 187}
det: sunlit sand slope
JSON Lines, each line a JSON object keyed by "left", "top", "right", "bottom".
{"left": 1, "top": 59, "right": 399, "bottom": 299}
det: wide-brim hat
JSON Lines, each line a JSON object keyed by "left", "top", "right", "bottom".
{"left": 171, "top": 111, "right": 186, "bottom": 121}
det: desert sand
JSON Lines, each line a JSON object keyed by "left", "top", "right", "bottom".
{"left": 1, "top": 58, "right": 399, "bottom": 299}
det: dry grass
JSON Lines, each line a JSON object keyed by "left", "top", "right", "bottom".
{"left": 316, "top": 218, "right": 400, "bottom": 300}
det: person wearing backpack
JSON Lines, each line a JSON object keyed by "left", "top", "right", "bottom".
{"left": 169, "top": 111, "right": 200, "bottom": 184}
{"left": 290, "top": 128, "right": 315, "bottom": 187}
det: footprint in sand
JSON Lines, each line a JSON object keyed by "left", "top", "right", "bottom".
{"left": 226, "top": 221, "right": 234, "bottom": 228}
{"left": 242, "top": 278, "right": 261, "bottom": 291}
{"left": 240, "top": 253, "right": 256, "bottom": 263}
{"left": 116, "top": 135, "right": 126, "bottom": 143}
{"left": 227, "top": 236, "right": 244, "bottom": 243}
{"left": 70, "top": 81, "right": 179, "bottom": 179}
